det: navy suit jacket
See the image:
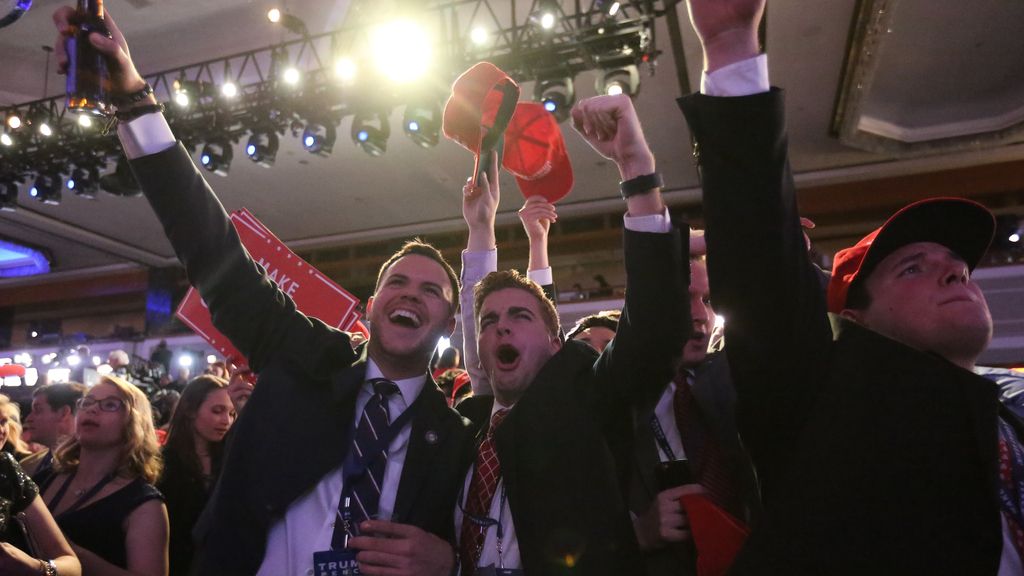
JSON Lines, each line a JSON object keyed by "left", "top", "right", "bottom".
{"left": 130, "top": 144, "right": 476, "bottom": 576}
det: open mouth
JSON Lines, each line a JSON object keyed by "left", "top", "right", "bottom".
{"left": 495, "top": 344, "right": 521, "bottom": 370}
{"left": 389, "top": 308, "right": 422, "bottom": 328}
{"left": 689, "top": 330, "right": 708, "bottom": 343}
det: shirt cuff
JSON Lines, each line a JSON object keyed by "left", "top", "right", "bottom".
{"left": 117, "top": 112, "right": 176, "bottom": 159}
{"left": 701, "top": 54, "right": 769, "bottom": 97}
{"left": 461, "top": 249, "right": 498, "bottom": 282}
{"left": 527, "top": 267, "right": 553, "bottom": 286}
{"left": 624, "top": 206, "right": 672, "bottom": 234}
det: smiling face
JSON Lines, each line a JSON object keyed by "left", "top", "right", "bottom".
{"left": 367, "top": 254, "right": 457, "bottom": 379}
{"left": 843, "top": 241, "right": 992, "bottom": 369}
{"left": 477, "top": 287, "right": 562, "bottom": 406}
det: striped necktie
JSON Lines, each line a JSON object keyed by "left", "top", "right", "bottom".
{"left": 345, "top": 378, "right": 400, "bottom": 533}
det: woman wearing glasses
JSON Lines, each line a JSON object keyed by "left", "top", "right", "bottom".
{"left": 39, "top": 375, "right": 168, "bottom": 576}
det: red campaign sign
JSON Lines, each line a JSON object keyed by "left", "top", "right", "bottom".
{"left": 175, "top": 209, "right": 361, "bottom": 363}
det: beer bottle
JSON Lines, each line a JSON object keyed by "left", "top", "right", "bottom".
{"left": 66, "top": 0, "right": 112, "bottom": 117}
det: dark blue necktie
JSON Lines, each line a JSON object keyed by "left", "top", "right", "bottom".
{"left": 334, "top": 378, "right": 399, "bottom": 548}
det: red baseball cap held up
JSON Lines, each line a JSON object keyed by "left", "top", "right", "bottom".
{"left": 827, "top": 197, "right": 995, "bottom": 314}
{"left": 502, "top": 101, "right": 574, "bottom": 203}
{"left": 442, "top": 62, "right": 520, "bottom": 186}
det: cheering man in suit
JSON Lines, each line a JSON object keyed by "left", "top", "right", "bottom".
{"left": 52, "top": 8, "right": 475, "bottom": 575}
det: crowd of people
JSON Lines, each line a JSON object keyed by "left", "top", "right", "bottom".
{"left": 1, "top": 0, "right": 1022, "bottom": 574}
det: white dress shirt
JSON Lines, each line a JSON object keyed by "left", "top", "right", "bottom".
{"left": 253, "top": 360, "right": 426, "bottom": 576}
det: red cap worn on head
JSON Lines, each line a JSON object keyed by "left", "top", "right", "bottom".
{"left": 827, "top": 197, "right": 995, "bottom": 314}
{"left": 502, "top": 102, "right": 574, "bottom": 203}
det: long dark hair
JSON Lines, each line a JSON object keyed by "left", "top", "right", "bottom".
{"left": 163, "top": 375, "right": 229, "bottom": 481}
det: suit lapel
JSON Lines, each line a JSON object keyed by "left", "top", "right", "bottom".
{"left": 633, "top": 404, "right": 662, "bottom": 500}
{"left": 392, "top": 381, "right": 454, "bottom": 522}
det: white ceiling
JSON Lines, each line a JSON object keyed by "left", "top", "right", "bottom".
{"left": 1, "top": 0, "right": 1023, "bottom": 281}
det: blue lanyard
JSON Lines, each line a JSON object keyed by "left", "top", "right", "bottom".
{"left": 459, "top": 476, "right": 509, "bottom": 568}
{"left": 650, "top": 414, "right": 677, "bottom": 461}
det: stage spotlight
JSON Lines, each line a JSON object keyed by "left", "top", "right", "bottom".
{"left": 0, "top": 182, "right": 17, "bottom": 212}
{"left": 351, "top": 112, "right": 390, "bottom": 157}
{"left": 334, "top": 58, "right": 357, "bottom": 83}
{"left": 0, "top": 133, "right": 12, "bottom": 147}
{"left": 38, "top": 121, "right": 53, "bottom": 137}
{"left": 403, "top": 103, "right": 440, "bottom": 148}
{"left": 282, "top": 66, "right": 301, "bottom": 85}
{"left": 595, "top": 64, "right": 640, "bottom": 97}
{"left": 77, "top": 114, "right": 93, "bottom": 128}
{"left": 267, "top": 8, "right": 308, "bottom": 35}
{"left": 607, "top": 1, "right": 621, "bottom": 16}
{"left": 221, "top": 81, "right": 238, "bottom": 98}
{"left": 100, "top": 157, "right": 142, "bottom": 197}
{"left": 994, "top": 215, "right": 1024, "bottom": 251}
{"left": 372, "top": 20, "right": 432, "bottom": 84}
{"left": 534, "top": 77, "right": 575, "bottom": 122}
{"left": 6, "top": 114, "right": 20, "bottom": 130}
{"left": 29, "top": 173, "right": 61, "bottom": 205}
{"left": 470, "top": 26, "right": 489, "bottom": 45}
{"left": 172, "top": 78, "right": 211, "bottom": 109}
{"left": 200, "top": 139, "right": 234, "bottom": 176}
{"left": 67, "top": 167, "right": 100, "bottom": 199}
{"left": 302, "top": 122, "right": 337, "bottom": 156}
{"left": 246, "top": 130, "right": 279, "bottom": 167}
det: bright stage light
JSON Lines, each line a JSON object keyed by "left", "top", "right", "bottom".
{"left": 470, "top": 26, "right": 489, "bottom": 45}
{"left": 372, "top": 20, "right": 432, "bottom": 84}
{"left": 540, "top": 12, "right": 556, "bottom": 29}
{"left": 78, "top": 115, "right": 93, "bottom": 128}
{"left": 334, "top": 58, "right": 357, "bottom": 82}
{"left": 282, "top": 66, "right": 301, "bottom": 85}
{"left": 221, "top": 81, "right": 238, "bottom": 98}
{"left": 267, "top": 8, "right": 281, "bottom": 23}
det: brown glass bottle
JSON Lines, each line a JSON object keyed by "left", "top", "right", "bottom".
{"left": 66, "top": 0, "right": 111, "bottom": 116}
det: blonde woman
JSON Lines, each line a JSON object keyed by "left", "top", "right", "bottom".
{"left": 40, "top": 376, "right": 168, "bottom": 576}
{"left": 0, "top": 394, "right": 31, "bottom": 460}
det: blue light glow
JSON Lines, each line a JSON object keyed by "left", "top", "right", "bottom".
{"left": 247, "top": 144, "right": 257, "bottom": 156}
{"left": 304, "top": 135, "right": 315, "bottom": 148}
{"left": 67, "top": 179, "right": 76, "bottom": 190}
{"left": 0, "top": 239, "right": 50, "bottom": 278}
{"left": 357, "top": 130, "right": 369, "bottom": 142}
{"left": 407, "top": 121, "right": 419, "bottom": 132}
{"left": 543, "top": 99, "right": 557, "bottom": 112}
{"left": 201, "top": 154, "right": 211, "bottom": 165}
{"left": 29, "top": 187, "right": 38, "bottom": 197}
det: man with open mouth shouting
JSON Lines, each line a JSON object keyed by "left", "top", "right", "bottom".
{"left": 452, "top": 96, "right": 694, "bottom": 575}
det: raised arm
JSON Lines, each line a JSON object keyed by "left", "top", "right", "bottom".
{"left": 459, "top": 155, "right": 501, "bottom": 395}
{"left": 678, "top": 0, "right": 834, "bottom": 490}
{"left": 52, "top": 7, "right": 354, "bottom": 373}
{"left": 571, "top": 95, "right": 689, "bottom": 412}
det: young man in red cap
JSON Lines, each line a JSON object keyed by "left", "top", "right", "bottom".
{"left": 450, "top": 98, "right": 696, "bottom": 574}
{"left": 665, "top": 0, "right": 1023, "bottom": 573}
{"left": 51, "top": 8, "right": 475, "bottom": 576}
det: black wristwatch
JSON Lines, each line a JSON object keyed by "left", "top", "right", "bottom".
{"left": 619, "top": 172, "right": 663, "bottom": 199}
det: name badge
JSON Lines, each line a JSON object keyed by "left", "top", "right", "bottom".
{"left": 476, "top": 566, "right": 524, "bottom": 576}
{"left": 313, "top": 550, "right": 360, "bottom": 576}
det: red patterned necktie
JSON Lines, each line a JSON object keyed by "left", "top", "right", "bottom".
{"left": 460, "top": 408, "right": 510, "bottom": 575}
{"left": 674, "top": 375, "right": 742, "bottom": 518}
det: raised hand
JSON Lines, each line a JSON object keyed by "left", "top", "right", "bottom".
{"left": 571, "top": 94, "right": 655, "bottom": 181}
{"left": 518, "top": 195, "right": 557, "bottom": 243}
{"left": 686, "top": 0, "right": 765, "bottom": 72}
{"left": 53, "top": 6, "right": 151, "bottom": 99}
{"left": 462, "top": 151, "right": 501, "bottom": 251}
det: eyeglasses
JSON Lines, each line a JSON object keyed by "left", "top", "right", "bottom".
{"left": 77, "top": 397, "right": 126, "bottom": 413}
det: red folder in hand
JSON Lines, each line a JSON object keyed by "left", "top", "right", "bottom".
{"left": 680, "top": 493, "right": 750, "bottom": 576}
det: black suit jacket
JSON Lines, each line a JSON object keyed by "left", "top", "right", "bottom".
{"left": 678, "top": 89, "right": 1020, "bottom": 575}
{"left": 458, "top": 225, "right": 690, "bottom": 576}
{"left": 628, "top": 351, "right": 760, "bottom": 576}
{"left": 130, "top": 144, "right": 475, "bottom": 576}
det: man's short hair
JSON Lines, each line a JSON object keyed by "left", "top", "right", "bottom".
{"left": 566, "top": 310, "right": 620, "bottom": 341}
{"left": 375, "top": 239, "right": 460, "bottom": 308}
{"left": 474, "top": 270, "right": 560, "bottom": 337}
{"left": 32, "top": 382, "right": 87, "bottom": 413}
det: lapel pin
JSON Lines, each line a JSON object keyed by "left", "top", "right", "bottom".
{"left": 425, "top": 430, "right": 439, "bottom": 445}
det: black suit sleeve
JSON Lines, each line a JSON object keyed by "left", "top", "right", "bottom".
{"left": 593, "top": 226, "right": 690, "bottom": 423}
{"left": 129, "top": 143, "right": 356, "bottom": 373}
{"left": 677, "top": 90, "right": 834, "bottom": 496}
